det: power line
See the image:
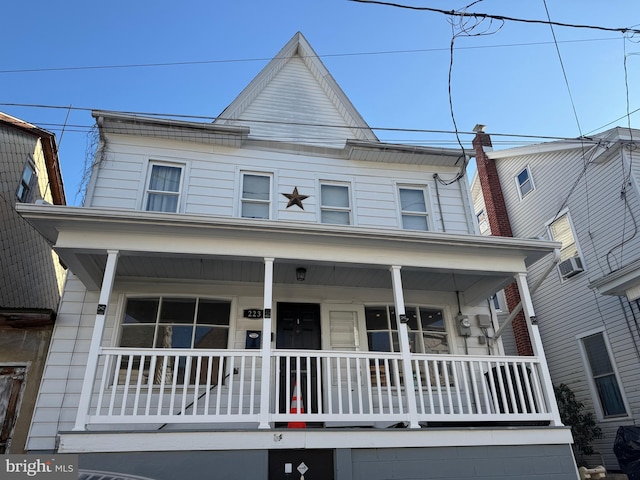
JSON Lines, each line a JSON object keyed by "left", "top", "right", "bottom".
{"left": 0, "top": 37, "right": 620, "bottom": 74}
{"left": 2, "top": 101, "right": 622, "bottom": 144}
{"left": 349, "top": 0, "right": 640, "bottom": 35}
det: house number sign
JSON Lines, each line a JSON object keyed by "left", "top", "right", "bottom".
{"left": 243, "top": 309, "right": 264, "bottom": 319}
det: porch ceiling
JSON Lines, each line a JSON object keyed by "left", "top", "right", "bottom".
{"left": 17, "top": 204, "right": 560, "bottom": 304}
{"left": 80, "top": 252, "right": 505, "bottom": 295}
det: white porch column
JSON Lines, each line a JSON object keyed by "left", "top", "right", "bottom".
{"left": 514, "top": 272, "right": 563, "bottom": 426}
{"left": 390, "top": 266, "right": 420, "bottom": 429}
{"left": 74, "top": 249, "right": 119, "bottom": 431}
{"left": 258, "top": 257, "right": 274, "bottom": 429}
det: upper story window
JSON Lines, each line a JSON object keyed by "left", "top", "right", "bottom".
{"left": 365, "top": 305, "right": 448, "bottom": 354}
{"left": 399, "top": 187, "right": 429, "bottom": 231}
{"left": 516, "top": 166, "right": 534, "bottom": 199}
{"left": 548, "top": 211, "right": 584, "bottom": 279}
{"left": 477, "top": 209, "right": 490, "bottom": 235}
{"left": 16, "top": 157, "right": 37, "bottom": 203}
{"left": 241, "top": 173, "right": 271, "bottom": 219}
{"left": 578, "top": 330, "right": 628, "bottom": 419}
{"left": 145, "top": 163, "right": 183, "bottom": 213}
{"left": 320, "top": 182, "right": 351, "bottom": 225}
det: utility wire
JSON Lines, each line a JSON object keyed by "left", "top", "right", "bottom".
{"left": 1, "top": 101, "right": 620, "bottom": 143}
{"left": 0, "top": 37, "right": 621, "bottom": 75}
{"left": 349, "top": 0, "right": 640, "bottom": 35}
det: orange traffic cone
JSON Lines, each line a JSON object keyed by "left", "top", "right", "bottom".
{"left": 287, "top": 381, "right": 306, "bottom": 428}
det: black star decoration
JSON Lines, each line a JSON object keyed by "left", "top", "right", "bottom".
{"left": 282, "top": 187, "right": 309, "bottom": 210}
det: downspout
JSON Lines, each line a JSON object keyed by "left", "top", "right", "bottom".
{"left": 432, "top": 174, "right": 446, "bottom": 232}
{"left": 494, "top": 248, "right": 561, "bottom": 340}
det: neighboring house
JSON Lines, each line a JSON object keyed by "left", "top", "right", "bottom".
{"left": 471, "top": 125, "right": 640, "bottom": 470}
{"left": 0, "top": 112, "right": 66, "bottom": 453}
{"left": 19, "top": 33, "right": 577, "bottom": 480}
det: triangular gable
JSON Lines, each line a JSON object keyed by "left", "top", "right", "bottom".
{"left": 214, "top": 32, "right": 377, "bottom": 147}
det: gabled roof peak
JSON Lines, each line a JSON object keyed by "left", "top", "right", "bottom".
{"left": 214, "top": 32, "right": 378, "bottom": 146}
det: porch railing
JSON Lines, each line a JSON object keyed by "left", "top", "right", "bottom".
{"left": 83, "top": 348, "right": 556, "bottom": 428}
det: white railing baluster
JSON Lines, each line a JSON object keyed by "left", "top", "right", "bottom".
{"left": 108, "top": 354, "right": 122, "bottom": 416}
{"left": 85, "top": 349, "right": 555, "bottom": 428}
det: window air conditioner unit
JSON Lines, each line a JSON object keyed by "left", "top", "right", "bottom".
{"left": 558, "top": 256, "right": 584, "bottom": 279}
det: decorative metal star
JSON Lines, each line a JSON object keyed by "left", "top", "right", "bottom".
{"left": 282, "top": 187, "right": 309, "bottom": 210}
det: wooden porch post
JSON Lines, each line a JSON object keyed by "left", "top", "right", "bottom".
{"left": 258, "top": 257, "right": 274, "bottom": 429}
{"left": 390, "top": 266, "right": 420, "bottom": 429}
{"left": 514, "top": 272, "right": 563, "bottom": 426}
{"left": 74, "top": 249, "right": 119, "bottom": 431}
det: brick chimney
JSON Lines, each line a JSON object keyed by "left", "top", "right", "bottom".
{"left": 473, "top": 125, "right": 533, "bottom": 356}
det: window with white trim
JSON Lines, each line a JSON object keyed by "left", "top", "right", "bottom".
{"left": 399, "top": 187, "right": 429, "bottom": 231}
{"left": 365, "top": 305, "right": 448, "bottom": 354}
{"left": 548, "top": 212, "right": 580, "bottom": 262}
{"left": 477, "top": 209, "right": 490, "bottom": 235}
{"left": 516, "top": 166, "right": 534, "bottom": 198}
{"left": 320, "top": 182, "right": 351, "bottom": 225}
{"left": 16, "top": 157, "right": 37, "bottom": 203}
{"left": 119, "top": 296, "right": 231, "bottom": 385}
{"left": 241, "top": 173, "right": 271, "bottom": 219}
{"left": 579, "top": 331, "right": 627, "bottom": 418}
{"left": 144, "top": 163, "right": 183, "bottom": 213}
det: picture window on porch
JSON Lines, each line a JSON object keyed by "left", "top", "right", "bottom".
{"left": 365, "top": 305, "right": 449, "bottom": 354}
{"left": 241, "top": 172, "right": 272, "bottom": 219}
{"left": 144, "top": 163, "right": 183, "bottom": 213}
{"left": 320, "top": 182, "right": 351, "bottom": 225}
{"left": 120, "top": 297, "right": 231, "bottom": 349}
{"left": 580, "top": 331, "right": 628, "bottom": 418}
{"left": 399, "top": 187, "right": 429, "bottom": 231}
{"left": 118, "top": 297, "right": 231, "bottom": 385}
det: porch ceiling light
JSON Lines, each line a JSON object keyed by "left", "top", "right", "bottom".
{"left": 296, "top": 267, "right": 307, "bottom": 282}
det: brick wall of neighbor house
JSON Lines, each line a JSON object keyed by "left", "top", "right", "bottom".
{"left": 473, "top": 130, "right": 533, "bottom": 356}
{"left": 0, "top": 127, "right": 65, "bottom": 310}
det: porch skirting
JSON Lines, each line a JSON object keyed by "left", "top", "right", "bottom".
{"left": 67, "top": 436, "right": 579, "bottom": 480}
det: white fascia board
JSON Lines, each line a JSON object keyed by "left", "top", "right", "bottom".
{"left": 57, "top": 427, "right": 573, "bottom": 453}
{"left": 17, "top": 205, "right": 560, "bottom": 267}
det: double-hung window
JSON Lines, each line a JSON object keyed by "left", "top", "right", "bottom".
{"left": 399, "top": 187, "right": 429, "bottom": 231}
{"left": 241, "top": 173, "right": 271, "bottom": 219}
{"left": 320, "top": 182, "right": 351, "bottom": 225}
{"left": 549, "top": 212, "right": 580, "bottom": 261}
{"left": 16, "top": 157, "right": 37, "bottom": 203}
{"left": 516, "top": 166, "right": 534, "bottom": 199}
{"left": 145, "top": 163, "right": 183, "bottom": 213}
{"left": 579, "top": 331, "right": 628, "bottom": 418}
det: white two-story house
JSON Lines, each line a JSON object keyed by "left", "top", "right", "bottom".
{"left": 19, "top": 33, "right": 577, "bottom": 480}
{"left": 472, "top": 125, "right": 640, "bottom": 471}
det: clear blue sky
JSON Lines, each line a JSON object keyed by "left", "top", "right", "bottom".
{"left": 2, "top": 0, "right": 639, "bottom": 205}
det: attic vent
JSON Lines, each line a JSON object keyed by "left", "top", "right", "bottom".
{"left": 558, "top": 256, "right": 584, "bottom": 279}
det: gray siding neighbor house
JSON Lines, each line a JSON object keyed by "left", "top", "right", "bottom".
{"left": 472, "top": 125, "right": 640, "bottom": 471}
{"left": 19, "top": 34, "right": 578, "bottom": 479}
{"left": 0, "top": 112, "right": 66, "bottom": 453}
